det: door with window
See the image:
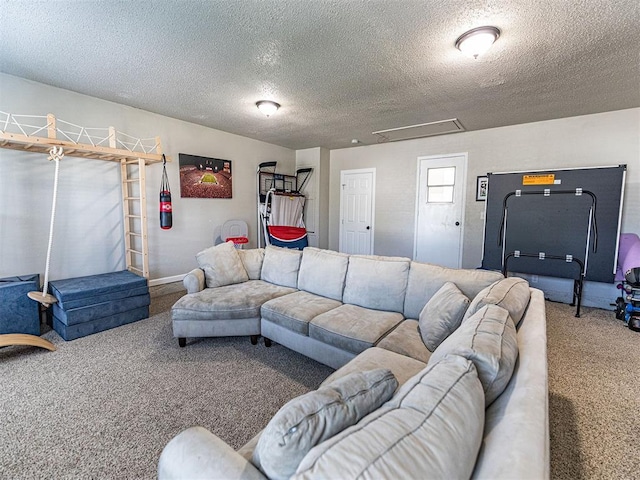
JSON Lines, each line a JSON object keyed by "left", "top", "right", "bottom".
{"left": 414, "top": 154, "right": 467, "bottom": 267}
{"left": 340, "top": 168, "right": 375, "bottom": 255}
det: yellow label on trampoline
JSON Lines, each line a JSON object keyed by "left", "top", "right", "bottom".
{"left": 522, "top": 174, "right": 555, "bottom": 185}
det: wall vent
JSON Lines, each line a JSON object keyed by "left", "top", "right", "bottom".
{"left": 372, "top": 118, "right": 464, "bottom": 142}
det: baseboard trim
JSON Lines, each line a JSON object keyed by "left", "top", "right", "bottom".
{"left": 149, "top": 274, "right": 185, "bottom": 287}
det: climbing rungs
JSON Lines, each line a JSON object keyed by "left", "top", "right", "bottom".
{"left": 126, "top": 231, "right": 142, "bottom": 237}
{"left": 126, "top": 248, "right": 144, "bottom": 256}
{"left": 123, "top": 179, "right": 140, "bottom": 183}
{"left": 127, "top": 266, "right": 144, "bottom": 274}
{"left": 124, "top": 196, "right": 140, "bottom": 200}
{"left": 125, "top": 214, "right": 141, "bottom": 219}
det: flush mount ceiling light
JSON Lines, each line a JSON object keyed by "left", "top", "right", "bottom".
{"left": 455, "top": 26, "right": 500, "bottom": 59}
{"left": 256, "top": 100, "right": 280, "bottom": 117}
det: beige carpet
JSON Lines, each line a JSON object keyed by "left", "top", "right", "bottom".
{"left": 1, "top": 290, "right": 638, "bottom": 478}
{"left": 547, "top": 301, "right": 640, "bottom": 479}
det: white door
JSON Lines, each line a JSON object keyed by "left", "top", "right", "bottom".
{"left": 414, "top": 154, "right": 467, "bottom": 267}
{"left": 340, "top": 169, "right": 375, "bottom": 254}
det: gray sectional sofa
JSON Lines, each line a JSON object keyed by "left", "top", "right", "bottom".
{"left": 162, "top": 242, "right": 549, "bottom": 479}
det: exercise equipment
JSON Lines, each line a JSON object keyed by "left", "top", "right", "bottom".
{"left": 160, "top": 154, "right": 172, "bottom": 229}
{"left": 614, "top": 233, "right": 640, "bottom": 332}
{"left": 256, "top": 162, "right": 313, "bottom": 249}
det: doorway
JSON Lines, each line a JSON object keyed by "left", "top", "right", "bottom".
{"left": 339, "top": 168, "right": 375, "bottom": 255}
{"left": 414, "top": 154, "right": 467, "bottom": 268}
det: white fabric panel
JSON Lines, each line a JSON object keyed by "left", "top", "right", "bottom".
{"left": 270, "top": 194, "right": 306, "bottom": 227}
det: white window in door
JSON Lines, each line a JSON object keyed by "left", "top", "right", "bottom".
{"left": 414, "top": 155, "right": 467, "bottom": 268}
{"left": 427, "top": 167, "right": 456, "bottom": 203}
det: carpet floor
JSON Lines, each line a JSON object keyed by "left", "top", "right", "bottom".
{"left": 1, "top": 292, "right": 638, "bottom": 479}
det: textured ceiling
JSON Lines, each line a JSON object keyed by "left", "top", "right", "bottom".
{"left": 1, "top": 0, "right": 638, "bottom": 150}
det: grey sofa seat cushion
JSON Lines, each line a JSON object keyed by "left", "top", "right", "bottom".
{"left": 261, "top": 291, "right": 342, "bottom": 335}
{"left": 419, "top": 281, "right": 470, "bottom": 352}
{"left": 376, "top": 319, "right": 432, "bottom": 364}
{"left": 322, "top": 347, "right": 426, "bottom": 389}
{"left": 430, "top": 304, "right": 518, "bottom": 406}
{"left": 253, "top": 369, "right": 397, "bottom": 480}
{"left": 172, "top": 280, "right": 296, "bottom": 321}
{"left": 404, "top": 261, "right": 504, "bottom": 319}
{"left": 342, "top": 255, "right": 411, "bottom": 313}
{"left": 297, "top": 247, "right": 349, "bottom": 301}
{"left": 463, "top": 276, "right": 531, "bottom": 325}
{"left": 261, "top": 245, "right": 303, "bottom": 288}
{"left": 309, "top": 304, "right": 404, "bottom": 354}
{"left": 293, "top": 355, "right": 485, "bottom": 480}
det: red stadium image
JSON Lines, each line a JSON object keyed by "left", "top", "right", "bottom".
{"left": 179, "top": 153, "right": 232, "bottom": 199}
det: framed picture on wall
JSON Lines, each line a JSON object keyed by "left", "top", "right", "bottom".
{"left": 179, "top": 153, "right": 232, "bottom": 198}
{"left": 476, "top": 176, "right": 488, "bottom": 201}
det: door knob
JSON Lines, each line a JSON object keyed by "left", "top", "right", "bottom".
{"left": 366, "top": 226, "right": 370, "bottom": 230}
{"left": 455, "top": 221, "right": 460, "bottom": 226}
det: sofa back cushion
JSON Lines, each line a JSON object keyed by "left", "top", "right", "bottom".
{"left": 293, "top": 355, "right": 484, "bottom": 480}
{"left": 429, "top": 304, "right": 518, "bottom": 406}
{"left": 403, "top": 262, "right": 504, "bottom": 320}
{"left": 463, "top": 276, "right": 531, "bottom": 325}
{"left": 297, "top": 248, "right": 349, "bottom": 301}
{"left": 253, "top": 369, "right": 397, "bottom": 480}
{"left": 419, "top": 282, "right": 470, "bottom": 352}
{"left": 237, "top": 248, "right": 265, "bottom": 280}
{"left": 342, "top": 255, "right": 410, "bottom": 313}
{"left": 196, "top": 241, "right": 249, "bottom": 288}
{"left": 261, "top": 245, "right": 303, "bottom": 289}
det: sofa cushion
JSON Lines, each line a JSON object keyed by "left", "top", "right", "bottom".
{"left": 342, "top": 255, "right": 410, "bottom": 313}
{"left": 293, "top": 355, "right": 485, "bottom": 480}
{"left": 403, "top": 261, "right": 504, "bottom": 319}
{"left": 261, "top": 245, "right": 303, "bottom": 288}
{"left": 376, "top": 320, "right": 432, "bottom": 364}
{"left": 196, "top": 241, "right": 249, "bottom": 288}
{"left": 322, "top": 347, "right": 427, "bottom": 389}
{"left": 419, "top": 281, "right": 470, "bottom": 352}
{"left": 309, "top": 304, "right": 404, "bottom": 354}
{"left": 297, "top": 248, "right": 349, "bottom": 301}
{"left": 237, "top": 248, "right": 265, "bottom": 280}
{"left": 261, "top": 291, "right": 342, "bottom": 335}
{"left": 172, "top": 280, "right": 296, "bottom": 321}
{"left": 429, "top": 304, "right": 518, "bottom": 406}
{"left": 253, "top": 369, "right": 398, "bottom": 480}
{"left": 463, "top": 276, "right": 530, "bottom": 325}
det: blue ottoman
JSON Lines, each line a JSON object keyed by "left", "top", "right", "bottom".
{"left": 48, "top": 270, "right": 150, "bottom": 341}
{"left": 0, "top": 274, "right": 41, "bottom": 335}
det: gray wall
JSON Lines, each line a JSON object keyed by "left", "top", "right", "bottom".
{"left": 0, "top": 74, "right": 295, "bottom": 282}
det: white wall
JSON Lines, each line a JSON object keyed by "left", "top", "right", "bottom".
{"left": 0, "top": 74, "right": 295, "bottom": 282}
{"left": 329, "top": 108, "right": 639, "bottom": 307}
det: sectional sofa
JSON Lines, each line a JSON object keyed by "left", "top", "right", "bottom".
{"left": 161, "top": 242, "right": 549, "bottom": 479}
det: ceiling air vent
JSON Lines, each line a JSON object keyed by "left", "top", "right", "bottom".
{"left": 372, "top": 118, "right": 464, "bottom": 143}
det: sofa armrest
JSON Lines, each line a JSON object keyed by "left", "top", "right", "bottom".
{"left": 158, "top": 426, "right": 266, "bottom": 480}
{"left": 183, "top": 269, "right": 206, "bottom": 294}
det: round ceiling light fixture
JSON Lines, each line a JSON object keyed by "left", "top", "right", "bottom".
{"left": 256, "top": 100, "right": 281, "bottom": 117}
{"left": 455, "top": 26, "right": 500, "bottom": 59}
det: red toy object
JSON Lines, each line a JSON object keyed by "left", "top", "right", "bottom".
{"left": 226, "top": 236, "right": 249, "bottom": 248}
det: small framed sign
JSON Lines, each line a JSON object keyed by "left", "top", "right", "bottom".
{"left": 476, "top": 176, "right": 488, "bottom": 201}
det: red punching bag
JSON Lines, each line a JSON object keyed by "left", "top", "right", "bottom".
{"left": 160, "top": 154, "right": 172, "bottom": 229}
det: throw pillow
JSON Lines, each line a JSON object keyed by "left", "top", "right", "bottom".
{"left": 253, "top": 368, "right": 398, "bottom": 480}
{"left": 293, "top": 355, "right": 485, "bottom": 480}
{"left": 237, "top": 248, "right": 265, "bottom": 280}
{"left": 260, "top": 245, "right": 303, "bottom": 288}
{"left": 463, "top": 276, "right": 530, "bottom": 325}
{"left": 196, "top": 241, "right": 249, "bottom": 288}
{"left": 419, "top": 281, "right": 470, "bottom": 352}
{"left": 429, "top": 304, "right": 518, "bottom": 406}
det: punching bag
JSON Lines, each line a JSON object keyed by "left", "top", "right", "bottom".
{"left": 160, "top": 154, "right": 172, "bottom": 229}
